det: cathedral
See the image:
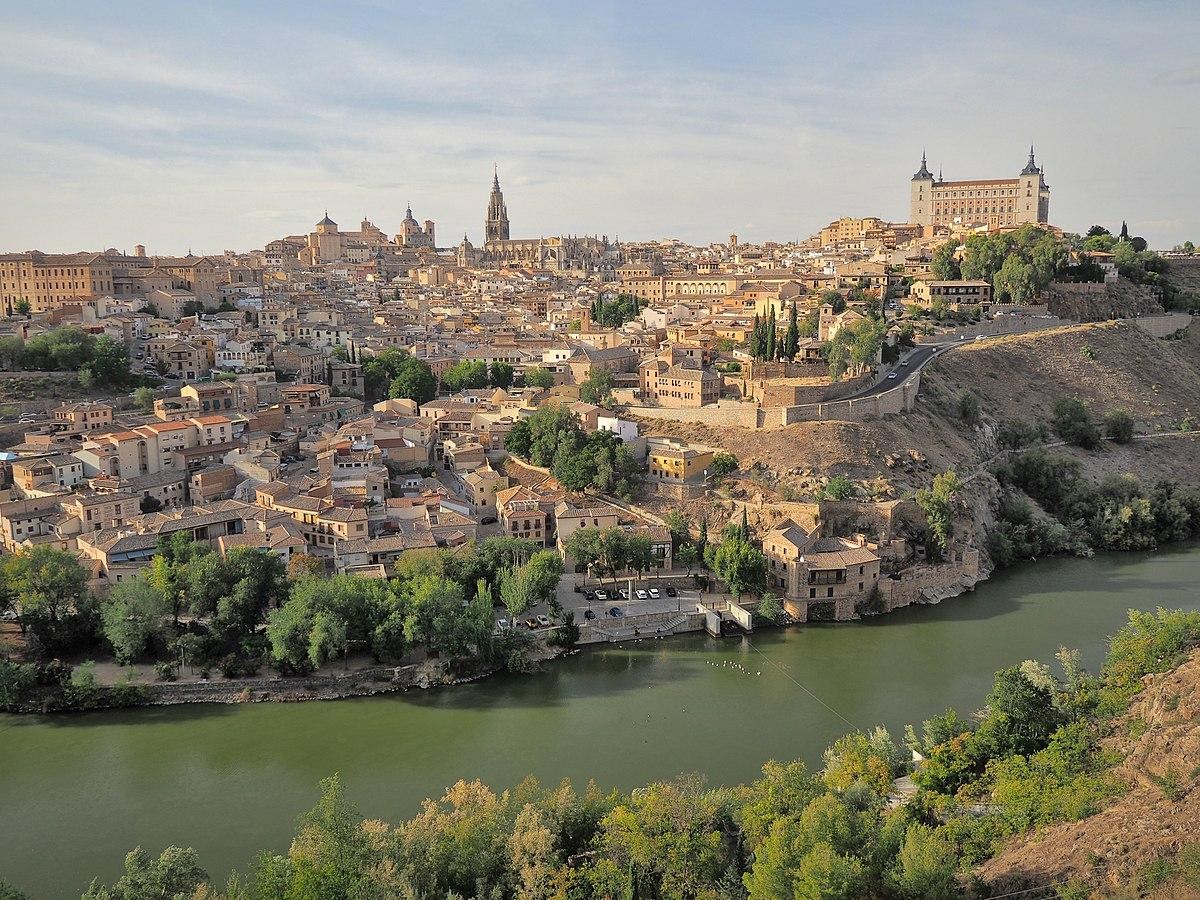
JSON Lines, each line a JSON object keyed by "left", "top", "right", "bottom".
{"left": 466, "top": 168, "right": 622, "bottom": 277}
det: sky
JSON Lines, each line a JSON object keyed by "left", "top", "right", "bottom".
{"left": 1, "top": 0, "right": 1197, "bottom": 255}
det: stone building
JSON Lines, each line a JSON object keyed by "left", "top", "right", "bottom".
{"left": 909, "top": 148, "right": 1050, "bottom": 229}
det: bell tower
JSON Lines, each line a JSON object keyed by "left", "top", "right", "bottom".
{"left": 485, "top": 166, "right": 510, "bottom": 243}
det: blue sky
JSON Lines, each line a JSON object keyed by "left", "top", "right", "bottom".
{"left": 1, "top": 0, "right": 1197, "bottom": 254}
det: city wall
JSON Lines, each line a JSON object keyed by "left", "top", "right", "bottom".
{"left": 774, "top": 374, "right": 920, "bottom": 426}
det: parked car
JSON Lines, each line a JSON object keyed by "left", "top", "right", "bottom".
{"left": 583, "top": 609, "right": 596, "bottom": 620}
{"left": 536, "top": 615, "right": 551, "bottom": 628}
{"left": 583, "top": 590, "right": 597, "bottom": 602}
{"left": 648, "top": 588, "right": 660, "bottom": 599}
{"left": 608, "top": 607, "right": 623, "bottom": 618}
{"left": 665, "top": 586, "right": 677, "bottom": 597}
{"left": 635, "top": 589, "right": 648, "bottom": 600}
{"left": 618, "top": 588, "right": 630, "bottom": 599}
{"left": 595, "top": 589, "right": 609, "bottom": 601}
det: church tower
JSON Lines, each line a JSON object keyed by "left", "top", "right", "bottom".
{"left": 485, "top": 167, "right": 510, "bottom": 243}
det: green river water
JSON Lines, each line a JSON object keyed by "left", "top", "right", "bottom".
{"left": 3, "top": 547, "right": 1200, "bottom": 898}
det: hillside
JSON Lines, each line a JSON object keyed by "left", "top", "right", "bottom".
{"left": 978, "top": 649, "right": 1200, "bottom": 896}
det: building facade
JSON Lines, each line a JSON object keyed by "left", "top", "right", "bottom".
{"left": 909, "top": 148, "right": 1050, "bottom": 229}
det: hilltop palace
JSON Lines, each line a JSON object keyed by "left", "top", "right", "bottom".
{"left": 909, "top": 147, "right": 1050, "bottom": 229}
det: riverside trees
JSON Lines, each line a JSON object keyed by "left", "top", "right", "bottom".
{"left": 72, "top": 608, "right": 1200, "bottom": 900}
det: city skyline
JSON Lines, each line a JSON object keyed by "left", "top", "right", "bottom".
{"left": 1, "top": 0, "right": 1198, "bottom": 253}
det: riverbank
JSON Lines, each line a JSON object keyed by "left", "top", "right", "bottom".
{"left": 5, "top": 549, "right": 1200, "bottom": 898}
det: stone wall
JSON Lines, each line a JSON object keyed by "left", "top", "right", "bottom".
{"left": 140, "top": 665, "right": 419, "bottom": 705}
{"left": 775, "top": 373, "right": 920, "bottom": 426}
{"left": 629, "top": 400, "right": 763, "bottom": 429}
{"left": 877, "top": 548, "right": 981, "bottom": 612}
{"left": 1131, "top": 312, "right": 1194, "bottom": 337}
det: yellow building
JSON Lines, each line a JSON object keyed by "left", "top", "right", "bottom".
{"left": 910, "top": 148, "right": 1050, "bottom": 229}
{"left": 0, "top": 252, "right": 114, "bottom": 315}
{"left": 645, "top": 438, "right": 715, "bottom": 484}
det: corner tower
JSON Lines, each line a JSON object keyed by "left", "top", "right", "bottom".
{"left": 909, "top": 152, "right": 935, "bottom": 227}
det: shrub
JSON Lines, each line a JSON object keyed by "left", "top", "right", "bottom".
{"left": 154, "top": 662, "right": 178, "bottom": 682}
{"left": 1104, "top": 409, "right": 1134, "bottom": 443}
{"left": 1051, "top": 397, "right": 1101, "bottom": 449}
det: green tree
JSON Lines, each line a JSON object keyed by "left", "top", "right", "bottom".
{"left": 930, "top": 241, "right": 961, "bottom": 280}
{"left": 783, "top": 302, "right": 800, "bottom": 360}
{"left": 82, "top": 846, "right": 207, "bottom": 900}
{"left": 820, "top": 475, "right": 855, "bottom": 501}
{"left": 100, "top": 577, "right": 171, "bottom": 665}
{"left": 1051, "top": 396, "right": 1101, "bottom": 449}
{"left": 1105, "top": 409, "right": 1135, "bottom": 443}
{"left": 387, "top": 355, "right": 437, "bottom": 404}
{"left": 1, "top": 546, "right": 94, "bottom": 653}
{"left": 489, "top": 360, "right": 515, "bottom": 389}
{"left": 916, "top": 470, "right": 962, "bottom": 558}
{"left": 889, "top": 823, "right": 959, "bottom": 899}
{"left": 709, "top": 532, "right": 766, "bottom": 598}
{"left": 579, "top": 369, "right": 614, "bottom": 406}
{"left": 523, "top": 367, "right": 554, "bottom": 389}
{"left": 675, "top": 543, "right": 698, "bottom": 575}
{"left": 132, "top": 386, "right": 156, "bottom": 413}
{"left": 709, "top": 451, "right": 738, "bottom": 479}
{"left": 82, "top": 336, "right": 132, "bottom": 386}
{"left": 757, "top": 594, "right": 784, "bottom": 624}
{"left": 441, "top": 359, "right": 489, "bottom": 392}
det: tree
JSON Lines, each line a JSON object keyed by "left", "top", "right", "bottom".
{"left": 1051, "top": 396, "right": 1101, "bottom": 449}
{"left": 83, "top": 336, "right": 131, "bottom": 386}
{"left": 14, "top": 298, "right": 31, "bottom": 317}
{"left": 820, "top": 475, "right": 855, "bottom": 501}
{"left": 0, "top": 336, "right": 25, "bottom": 370}
{"left": 665, "top": 509, "right": 691, "bottom": 549}
{"left": 524, "top": 367, "right": 554, "bottom": 389}
{"left": 138, "top": 495, "right": 162, "bottom": 514}
{"left": 930, "top": 241, "right": 961, "bottom": 280}
{"left": 783, "top": 302, "right": 800, "bottom": 360}
{"left": 441, "top": 359, "right": 489, "bottom": 392}
{"left": 387, "top": 356, "right": 437, "bottom": 404}
{"left": 101, "top": 577, "right": 171, "bottom": 664}
{"left": 766, "top": 306, "right": 777, "bottom": 360}
{"left": 489, "top": 360, "right": 514, "bottom": 389}
{"left": 1104, "top": 409, "right": 1135, "bottom": 443}
{"left": 675, "top": 543, "right": 698, "bottom": 575}
{"left": 957, "top": 391, "right": 980, "bottom": 426}
{"left": 889, "top": 823, "right": 959, "bottom": 899}
{"left": 709, "top": 533, "right": 766, "bottom": 598}
{"left": 1, "top": 546, "right": 94, "bottom": 652}
{"left": 916, "top": 470, "right": 961, "bottom": 558}
{"left": 82, "top": 846, "right": 207, "bottom": 900}
{"left": 757, "top": 595, "right": 784, "bottom": 624}
{"left": 579, "top": 369, "right": 614, "bottom": 406}
{"left": 709, "top": 451, "right": 738, "bottom": 479}
{"left": 132, "top": 386, "right": 156, "bottom": 413}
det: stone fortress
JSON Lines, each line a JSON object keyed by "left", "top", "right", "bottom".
{"left": 909, "top": 147, "right": 1050, "bottom": 229}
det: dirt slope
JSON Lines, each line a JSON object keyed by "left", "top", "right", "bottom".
{"left": 978, "top": 650, "right": 1200, "bottom": 895}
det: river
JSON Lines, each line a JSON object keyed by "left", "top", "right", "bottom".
{"left": 3, "top": 547, "right": 1199, "bottom": 898}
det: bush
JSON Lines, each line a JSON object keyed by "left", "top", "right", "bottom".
{"left": 1051, "top": 397, "right": 1101, "bottom": 449}
{"left": 154, "top": 662, "right": 178, "bottom": 682}
{"left": 957, "top": 391, "right": 980, "bottom": 426}
{"left": 1104, "top": 409, "right": 1134, "bottom": 443}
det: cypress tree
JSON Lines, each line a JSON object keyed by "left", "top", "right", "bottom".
{"left": 767, "top": 307, "right": 777, "bottom": 360}
{"left": 751, "top": 314, "right": 762, "bottom": 360}
{"left": 741, "top": 507, "right": 750, "bottom": 539}
{"left": 784, "top": 302, "right": 799, "bottom": 360}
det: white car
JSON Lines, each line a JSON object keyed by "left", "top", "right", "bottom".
{"left": 536, "top": 614, "right": 551, "bottom": 628}
{"left": 495, "top": 618, "right": 509, "bottom": 632}
{"left": 886, "top": 372, "right": 898, "bottom": 380}
{"left": 648, "top": 588, "right": 661, "bottom": 599}
{"left": 635, "top": 589, "right": 648, "bottom": 600}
